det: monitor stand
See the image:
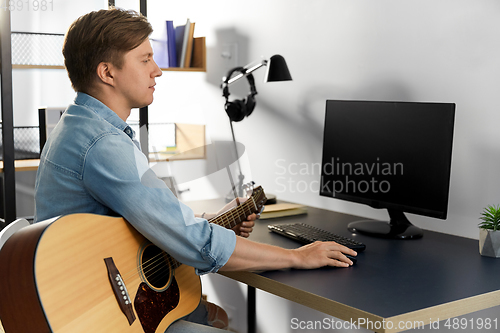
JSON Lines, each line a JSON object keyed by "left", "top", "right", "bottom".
{"left": 347, "top": 209, "right": 423, "bottom": 239}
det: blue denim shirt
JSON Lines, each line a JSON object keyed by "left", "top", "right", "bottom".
{"left": 34, "top": 92, "right": 236, "bottom": 275}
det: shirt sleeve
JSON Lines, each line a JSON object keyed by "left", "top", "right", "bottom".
{"left": 82, "top": 132, "right": 236, "bottom": 275}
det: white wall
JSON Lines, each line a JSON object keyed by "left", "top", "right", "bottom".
{"left": 143, "top": 1, "right": 500, "bottom": 332}
{"left": 144, "top": 0, "right": 500, "bottom": 240}
{"left": 10, "top": 1, "right": 500, "bottom": 332}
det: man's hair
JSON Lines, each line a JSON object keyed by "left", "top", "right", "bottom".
{"left": 62, "top": 8, "right": 153, "bottom": 93}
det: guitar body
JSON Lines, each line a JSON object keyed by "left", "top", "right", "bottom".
{"left": 0, "top": 185, "right": 267, "bottom": 333}
{"left": 0, "top": 214, "right": 201, "bottom": 333}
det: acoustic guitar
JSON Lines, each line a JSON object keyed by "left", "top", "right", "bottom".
{"left": 0, "top": 185, "right": 266, "bottom": 333}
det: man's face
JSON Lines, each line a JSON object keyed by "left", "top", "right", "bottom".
{"left": 112, "top": 38, "right": 162, "bottom": 109}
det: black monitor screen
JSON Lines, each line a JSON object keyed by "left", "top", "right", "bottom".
{"left": 320, "top": 100, "right": 455, "bottom": 239}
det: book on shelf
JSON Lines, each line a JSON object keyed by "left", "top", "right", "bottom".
{"left": 183, "top": 21, "right": 195, "bottom": 68}
{"left": 177, "top": 18, "right": 191, "bottom": 68}
{"left": 174, "top": 23, "right": 186, "bottom": 67}
{"left": 166, "top": 20, "right": 177, "bottom": 67}
{"left": 190, "top": 36, "right": 206, "bottom": 69}
{"left": 155, "top": 18, "right": 202, "bottom": 69}
{"left": 259, "top": 203, "right": 308, "bottom": 220}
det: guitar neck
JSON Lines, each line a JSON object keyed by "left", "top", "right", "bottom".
{"left": 208, "top": 197, "right": 257, "bottom": 229}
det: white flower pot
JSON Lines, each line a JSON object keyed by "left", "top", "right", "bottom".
{"left": 479, "top": 229, "right": 500, "bottom": 258}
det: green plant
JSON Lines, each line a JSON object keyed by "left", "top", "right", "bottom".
{"left": 479, "top": 205, "right": 500, "bottom": 231}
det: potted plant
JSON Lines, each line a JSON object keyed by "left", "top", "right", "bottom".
{"left": 478, "top": 204, "right": 500, "bottom": 257}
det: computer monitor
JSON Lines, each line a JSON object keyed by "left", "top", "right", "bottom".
{"left": 320, "top": 100, "right": 455, "bottom": 239}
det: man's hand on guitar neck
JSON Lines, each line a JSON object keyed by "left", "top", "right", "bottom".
{"left": 231, "top": 216, "right": 256, "bottom": 238}
{"left": 196, "top": 197, "right": 258, "bottom": 238}
{"left": 220, "top": 197, "right": 257, "bottom": 238}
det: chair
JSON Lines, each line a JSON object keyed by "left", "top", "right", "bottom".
{"left": 0, "top": 218, "right": 30, "bottom": 252}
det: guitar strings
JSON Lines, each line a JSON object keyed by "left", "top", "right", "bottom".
{"left": 120, "top": 189, "right": 264, "bottom": 286}
{"left": 121, "top": 251, "right": 175, "bottom": 285}
{"left": 136, "top": 255, "right": 175, "bottom": 286}
{"left": 121, "top": 250, "right": 168, "bottom": 281}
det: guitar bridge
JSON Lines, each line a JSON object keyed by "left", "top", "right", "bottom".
{"left": 104, "top": 257, "right": 136, "bottom": 325}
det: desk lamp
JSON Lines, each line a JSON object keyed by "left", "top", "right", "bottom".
{"left": 221, "top": 55, "right": 292, "bottom": 201}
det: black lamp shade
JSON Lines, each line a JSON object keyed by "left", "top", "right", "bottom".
{"left": 265, "top": 54, "right": 292, "bottom": 82}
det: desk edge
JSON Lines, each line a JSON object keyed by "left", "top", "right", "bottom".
{"left": 385, "top": 289, "right": 500, "bottom": 332}
{"left": 218, "top": 270, "right": 384, "bottom": 330}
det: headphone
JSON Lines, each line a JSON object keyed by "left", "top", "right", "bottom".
{"left": 222, "top": 67, "right": 258, "bottom": 122}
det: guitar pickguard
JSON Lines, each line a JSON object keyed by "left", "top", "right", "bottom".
{"left": 134, "top": 280, "right": 180, "bottom": 333}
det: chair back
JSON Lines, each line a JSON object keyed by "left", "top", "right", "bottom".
{"left": 0, "top": 219, "right": 30, "bottom": 251}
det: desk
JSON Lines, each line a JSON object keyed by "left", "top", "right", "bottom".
{"left": 188, "top": 199, "right": 500, "bottom": 333}
{"left": 0, "top": 159, "right": 39, "bottom": 172}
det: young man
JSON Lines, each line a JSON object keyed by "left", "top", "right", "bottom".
{"left": 34, "top": 8, "right": 356, "bottom": 332}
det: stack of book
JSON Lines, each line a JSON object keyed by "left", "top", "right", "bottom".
{"left": 259, "top": 203, "right": 308, "bottom": 220}
{"left": 153, "top": 19, "right": 201, "bottom": 69}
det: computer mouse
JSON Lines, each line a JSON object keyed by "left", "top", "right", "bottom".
{"left": 345, "top": 254, "right": 357, "bottom": 265}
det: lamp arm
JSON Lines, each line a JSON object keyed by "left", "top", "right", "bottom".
{"left": 224, "top": 59, "right": 268, "bottom": 86}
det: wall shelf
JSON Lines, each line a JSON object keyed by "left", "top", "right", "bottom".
{"left": 161, "top": 67, "right": 205, "bottom": 72}
{"left": 12, "top": 65, "right": 65, "bottom": 69}
{"left": 0, "top": 123, "right": 205, "bottom": 172}
{"left": 159, "top": 36, "right": 207, "bottom": 72}
{"left": 0, "top": 159, "right": 39, "bottom": 172}
{"left": 149, "top": 123, "right": 206, "bottom": 162}
{"left": 14, "top": 65, "right": 205, "bottom": 72}
{"left": 12, "top": 35, "right": 206, "bottom": 72}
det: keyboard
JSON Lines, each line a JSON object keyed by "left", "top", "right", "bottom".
{"left": 267, "top": 222, "right": 366, "bottom": 252}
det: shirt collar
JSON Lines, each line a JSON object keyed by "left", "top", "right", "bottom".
{"left": 74, "top": 92, "right": 130, "bottom": 135}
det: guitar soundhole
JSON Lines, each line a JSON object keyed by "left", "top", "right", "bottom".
{"left": 141, "top": 244, "right": 171, "bottom": 290}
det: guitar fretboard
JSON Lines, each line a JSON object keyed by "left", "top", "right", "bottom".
{"left": 208, "top": 196, "right": 258, "bottom": 229}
